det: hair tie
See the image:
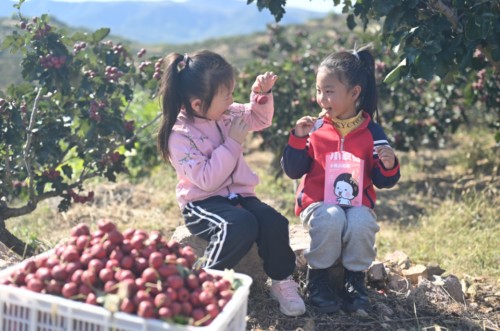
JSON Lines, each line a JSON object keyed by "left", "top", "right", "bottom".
{"left": 177, "top": 53, "right": 190, "bottom": 72}
{"left": 351, "top": 49, "right": 360, "bottom": 60}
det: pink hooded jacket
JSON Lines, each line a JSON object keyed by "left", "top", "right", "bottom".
{"left": 168, "top": 92, "right": 274, "bottom": 210}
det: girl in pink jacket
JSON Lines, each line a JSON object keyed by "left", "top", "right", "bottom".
{"left": 157, "top": 50, "right": 305, "bottom": 317}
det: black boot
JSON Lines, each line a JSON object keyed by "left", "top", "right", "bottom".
{"left": 341, "top": 269, "right": 370, "bottom": 313}
{"left": 307, "top": 268, "right": 341, "bottom": 313}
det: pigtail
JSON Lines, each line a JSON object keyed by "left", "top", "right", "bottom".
{"left": 157, "top": 52, "right": 185, "bottom": 161}
{"left": 356, "top": 46, "right": 379, "bottom": 122}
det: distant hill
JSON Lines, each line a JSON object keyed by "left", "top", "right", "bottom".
{"left": 0, "top": 15, "right": 139, "bottom": 90}
{"left": 0, "top": 11, "right": 347, "bottom": 91}
{"left": 0, "top": 0, "right": 330, "bottom": 44}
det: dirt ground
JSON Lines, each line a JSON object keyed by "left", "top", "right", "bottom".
{"left": 245, "top": 265, "right": 499, "bottom": 331}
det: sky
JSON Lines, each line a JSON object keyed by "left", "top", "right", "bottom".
{"left": 46, "top": 0, "right": 339, "bottom": 13}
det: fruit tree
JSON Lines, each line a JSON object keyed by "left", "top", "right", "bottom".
{"left": 249, "top": 0, "right": 500, "bottom": 79}
{"left": 0, "top": 1, "right": 162, "bottom": 256}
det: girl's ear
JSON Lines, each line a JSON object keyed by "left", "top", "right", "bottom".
{"left": 351, "top": 85, "right": 362, "bottom": 100}
{"left": 190, "top": 98, "right": 203, "bottom": 113}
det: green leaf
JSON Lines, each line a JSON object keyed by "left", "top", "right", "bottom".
{"left": 458, "top": 47, "right": 473, "bottom": 72}
{"left": 479, "top": 13, "right": 492, "bottom": 40}
{"left": 1, "top": 35, "right": 15, "bottom": 51}
{"left": 424, "top": 40, "right": 442, "bottom": 54}
{"left": 13, "top": 0, "right": 26, "bottom": 10}
{"left": 372, "top": 0, "right": 399, "bottom": 17}
{"left": 347, "top": 14, "right": 356, "bottom": 30}
{"left": 2, "top": 34, "right": 25, "bottom": 53}
{"left": 490, "top": 44, "right": 500, "bottom": 62}
{"left": 384, "top": 58, "right": 406, "bottom": 84}
{"left": 465, "top": 16, "right": 480, "bottom": 41}
{"left": 61, "top": 164, "right": 73, "bottom": 179}
{"left": 383, "top": 7, "right": 405, "bottom": 35}
{"left": 415, "top": 53, "right": 435, "bottom": 80}
{"left": 92, "top": 28, "right": 110, "bottom": 43}
{"left": 70, "top": 32, "right": 92, "bottom": 43}
{"left": 267, "top": 0, "right": 286, "bottom": 22}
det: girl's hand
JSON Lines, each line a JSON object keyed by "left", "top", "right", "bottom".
{"left": 294, "top": 116, "right": 316, "bottom": 138}
{"left": 375, "top": 146, "right": 396, "bottom": 169}
{"left": 252, "top": 72, "right": 278, "bottom": 94}
{"left": 228, "top": 117, "right": 249, "bottom": 144}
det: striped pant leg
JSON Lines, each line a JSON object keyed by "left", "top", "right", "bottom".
{"left": 182, "top": 196, "right": 258, "bottom": 270}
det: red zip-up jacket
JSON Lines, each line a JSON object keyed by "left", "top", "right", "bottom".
{"left": 281, "top": 112, "right": 400, "bottom": 216}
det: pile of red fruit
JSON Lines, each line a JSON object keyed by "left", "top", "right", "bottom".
{"left": 0, "top": 220, "right": 237, "bottom": 327}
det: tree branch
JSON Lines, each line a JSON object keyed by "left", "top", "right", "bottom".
{"left": 0, "top": 171, "right": 101, "bottom": 221}
{"left": 3, "top": 144, "right": 11, "bottom": 195}
{"left": 23, "top": 88, "right": 43, "bottom": 207}
{"left": 428, "top": 0, "right": 463, "bottom": 33}
{"left": 124, "top": 112, "right": 162, "bottom": 146}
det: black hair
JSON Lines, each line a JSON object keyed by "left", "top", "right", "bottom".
{"left": 157, "top": 50, "right": 235, "bottom": 160}
{"left": 319, "top": 45, "right": 378, "bottom": 119}
{"left": 334, "top": 173, "right": 359, "bottom": 197}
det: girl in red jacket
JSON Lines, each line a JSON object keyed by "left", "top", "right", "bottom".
{"left": 281, "top": 45, "right": 400, "bottom": 315}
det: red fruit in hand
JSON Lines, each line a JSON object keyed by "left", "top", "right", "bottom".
{"left": 256, "top": 94, "right": 268, "bottom": 105}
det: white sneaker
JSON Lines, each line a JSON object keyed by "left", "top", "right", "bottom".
{"left": 270, "top": 279, "right": 306, "bottom": 316}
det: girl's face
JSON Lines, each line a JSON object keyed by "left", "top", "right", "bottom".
{"left": 316, "top": 67, "right": 359, "bottom": 120}
{"left": 203, "top": 83, "right": 235, "bottom": 121}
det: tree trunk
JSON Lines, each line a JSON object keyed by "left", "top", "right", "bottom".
{"left": 0, "top": 219, "right": 37, "bottom": 258}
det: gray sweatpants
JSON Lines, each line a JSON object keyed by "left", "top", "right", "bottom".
{"left": 300, "top": 202, "right": 380, "bottom": 271}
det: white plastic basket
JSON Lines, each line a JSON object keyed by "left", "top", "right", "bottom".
{"left": 0, "top": 261, "right": 252, "bottom": 331}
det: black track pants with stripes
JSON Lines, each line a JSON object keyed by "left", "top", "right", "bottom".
{"left": 182, "top": 195, "right": 295, "bottom": 280}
